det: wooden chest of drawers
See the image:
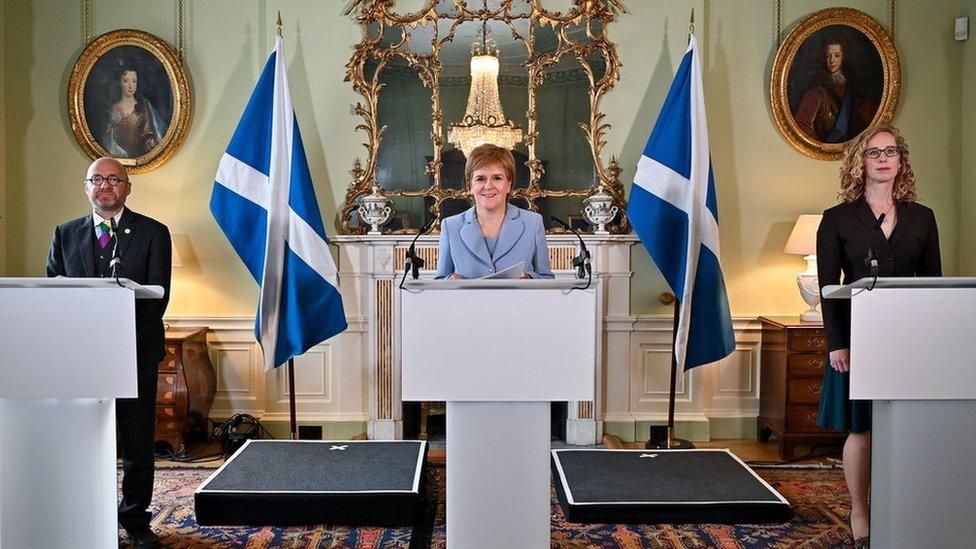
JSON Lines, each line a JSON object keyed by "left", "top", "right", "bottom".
{"left": 155, "top": 327, "right": 216, "bottom": 456}
{"left": 757, "top": 316, "right": 845, "bottom": 459}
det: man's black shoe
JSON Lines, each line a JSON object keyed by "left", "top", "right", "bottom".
{"left": 125, "top": 525, "right": 161, "bottom": 548}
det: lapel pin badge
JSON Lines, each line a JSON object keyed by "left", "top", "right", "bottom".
{"left": 124, "top": 228, "right": 131, "bottom": 234}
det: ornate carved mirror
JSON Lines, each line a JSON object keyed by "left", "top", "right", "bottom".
{"left": 342, "top": 0, "right": 629, "bottom": 234}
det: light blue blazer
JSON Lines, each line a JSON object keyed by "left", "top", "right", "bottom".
{"left": 435, "top": 206, "right": 554, "bottom": 279}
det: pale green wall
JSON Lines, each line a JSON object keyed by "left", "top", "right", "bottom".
{"left": 1, "top": 0, "right": 972, "bottom": 318}
{"left": 962, "top": 0, "right": 976, "bottom": 274}
{"left": 0, "top": 0, "right": 6, "bottom": 275}
{"left": 623, "top": 0, "right": 968, "bottom": 315}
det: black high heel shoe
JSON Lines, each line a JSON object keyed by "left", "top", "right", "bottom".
{"left": 849, "top": 515, "right": 869, "bottom": 549}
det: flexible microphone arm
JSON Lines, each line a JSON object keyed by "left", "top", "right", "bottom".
{"left": 551, "top": 216, "right": 591, "bottom": 281}
{"left": 865, "top": 246, "right": 879, "bottom": 290}
{"left": 109, "top": 217, "right": 124, "bottom": 286}
{"left": 405, "top": 216, "right": 436, "bottom": 280}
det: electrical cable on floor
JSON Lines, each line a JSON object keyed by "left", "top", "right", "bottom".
{"left": 155, "top": 413, "right": 276, "bottom": 463}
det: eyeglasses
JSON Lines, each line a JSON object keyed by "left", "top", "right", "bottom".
{"left": 85, "top": 175, "right": 128, "bottom": 186}
{"left": 864, "top": 146, "right": 900, "bottom": 159}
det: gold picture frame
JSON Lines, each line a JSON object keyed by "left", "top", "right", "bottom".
{"left": 67, "top": 29, "right": 192, "bottom": 173}
{"left": 770, "top": 7, "right": 899, "bottom": 161}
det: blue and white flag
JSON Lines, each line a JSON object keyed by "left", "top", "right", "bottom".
{"left": 211, "top": 36, "right": 347, "bottom": 372}
{"left": 627, "top": 35, "right": 734, "bottom": 371}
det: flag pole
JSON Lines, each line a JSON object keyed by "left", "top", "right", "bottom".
{"left": 276, "top": 9, "right": 299, "bottom": 442}
{"left": 646, "top": 299, "right": 694, "bottom": 449}
{"left": 654, "top": 6, "right": 697, "bottom": 450}
{"left": 288, "top": 358, "right": 299, "bottom": 440}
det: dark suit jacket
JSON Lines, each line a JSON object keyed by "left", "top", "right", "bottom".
{"left": 46, "top": 208, "right": 172, "bottom": 366}
{"left": 816, "top": 197, "right": 941, "bottom": 351}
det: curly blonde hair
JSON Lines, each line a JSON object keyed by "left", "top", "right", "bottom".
{"left": 838, "top": 124, "right": 917, "bottom": 203}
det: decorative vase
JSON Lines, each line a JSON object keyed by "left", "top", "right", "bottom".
{"left": 582, "top": 185, "right": 619, "bottom": 234}
{"left": 358, "top": 186, "right": 392, "bottom": 235}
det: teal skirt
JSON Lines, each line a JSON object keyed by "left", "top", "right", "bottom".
{"left": 816, "top": 354, "right": 871, "bottom": 433}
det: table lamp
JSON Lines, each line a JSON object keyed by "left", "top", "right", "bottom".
{"left": 172, "top": 242, "right": 182, "bottom": 267}
{"left": 784, "top": 214, "right": 823, "bottom": 322}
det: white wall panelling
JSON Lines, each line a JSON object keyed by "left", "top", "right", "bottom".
{"left": 165, "top": 317, "right": 367, "bottom": 424}
{"left": 167, "top": 245, "right": 763, "bottom": 441}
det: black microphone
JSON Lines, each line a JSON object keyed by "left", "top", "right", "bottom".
{"left": 876, "top": 213, "right": 886, "bottom": 230}
{"left": 109, "top": 217, "right": 123, "bottom": 279}
{"left": 865, "top": 246, "right": 879, "bottom": 277}
{"left": 551, "top": 216, "right": 591, "bottom": 280}
{"left": 405, "top": 216, "right": 436, "bottom": 280}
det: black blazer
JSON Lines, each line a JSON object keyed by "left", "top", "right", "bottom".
{"left": 46, "top": 208, "right": 172, "bottom": 366}
{"left": 816, "top": 197, "right": 941, "bottom": 351}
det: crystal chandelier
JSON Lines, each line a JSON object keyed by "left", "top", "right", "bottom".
{"left": 447, "top": 7, "right": 523, "bottom": 156}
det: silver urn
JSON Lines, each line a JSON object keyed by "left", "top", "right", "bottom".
{"left": 358, "top": 185, "right": 392, "bottom": 235}
{"left": 582, "top": 185, "right": 619, "bottom": 234}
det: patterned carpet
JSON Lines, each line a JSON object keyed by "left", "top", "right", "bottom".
{"left": 125, "top": 463, "right": 856, "bottom": 548}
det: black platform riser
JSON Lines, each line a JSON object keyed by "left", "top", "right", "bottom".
{"left": 550, "top": 450, "right": 792, "bottom": 525}
{"left": 195, "top": 491, "right": 425, "bottom": 527}
{"left": 194, "top": 441, "right": 428, "bottom": 528}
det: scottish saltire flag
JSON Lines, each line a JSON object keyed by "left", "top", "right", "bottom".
{"left": 627, "top": 35, "right": 734, "bottom": 371}
{"left": 211, "top": 36, "right": 346, "bottom": 372}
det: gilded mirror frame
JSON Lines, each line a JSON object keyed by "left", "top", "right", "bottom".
{"left": 341, "top": 0, "right": 629, "bottom": 234}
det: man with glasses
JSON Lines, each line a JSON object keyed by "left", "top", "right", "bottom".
{"left": 46, "top": 157, "right": 171, "bottom": 548}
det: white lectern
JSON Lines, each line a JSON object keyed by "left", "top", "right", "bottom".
{"left": 402, "top": 279, "right": 597, "bottom": 549}
{"left": 823, "top": 277, "right": 976, "bottom": 549}
{"left": 0, "top": 278, "right": 163, "bottom": 549}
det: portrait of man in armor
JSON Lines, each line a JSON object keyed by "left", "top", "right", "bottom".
{"left": 787, "top": 26, "right": 884, "bottom": 145}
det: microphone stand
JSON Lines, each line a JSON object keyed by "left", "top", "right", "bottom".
{"left": 399, "top": 217, "right": 436, "bottom": 290}
{"left": 551, "top": 217, "right": 591, "bottom": 289}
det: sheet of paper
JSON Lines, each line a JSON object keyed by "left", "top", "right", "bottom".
{"left": 478, "top": 261, "right": 525, "bottom": 280}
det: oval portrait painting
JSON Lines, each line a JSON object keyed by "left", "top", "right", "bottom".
{"left": 771, "top": 8, "right": 900, "bottom": 160}
{"left": 68, "top": 29, "right": 191, "bottom": 173}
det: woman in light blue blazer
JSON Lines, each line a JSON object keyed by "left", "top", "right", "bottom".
{"left": 435, "top": 144, "right": 553, "bottom": 279}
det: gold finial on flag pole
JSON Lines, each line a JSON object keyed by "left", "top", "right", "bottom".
{"left": 276, "top": 10, "right": 283, "bottom": 38}
{"left": 689, "top": 8, "right": 695, "bottom": 36}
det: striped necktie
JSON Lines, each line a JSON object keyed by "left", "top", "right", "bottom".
{"left": 95, "top": 221, "right": 113, "bottom": 249}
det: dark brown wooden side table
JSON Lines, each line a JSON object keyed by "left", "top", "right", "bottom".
{"left": 757, "top": 316, "right": 845, "bottom": 459}
{"left": 155, "top": 326, "right": 216, "bottom": 456}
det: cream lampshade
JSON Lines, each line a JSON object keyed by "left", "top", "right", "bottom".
{"left": 784, "top": 214, "right": 823, "bottom": 322}
{"left": 171, "top": 242, "right": 183, "bottom": 267}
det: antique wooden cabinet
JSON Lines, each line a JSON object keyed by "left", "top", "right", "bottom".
{"left": 155, "top": 326, "right": 216, "bottom": 456}
{"left": 758, "top": 316, "right": 845, "bottom": 459}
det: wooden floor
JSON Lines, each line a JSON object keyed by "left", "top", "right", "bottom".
{"left": 159, "top": 434, "right": 842, "bottom": 467}
{"left": 602, "top": 434, "right": 842, "bottom": 464}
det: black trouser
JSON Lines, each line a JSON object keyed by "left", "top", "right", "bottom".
{"left": 117, "top": 361, "right": 158, "bottom": 531}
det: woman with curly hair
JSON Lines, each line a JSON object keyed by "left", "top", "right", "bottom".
{"left": 816, "top": 124, "right": 941, "bottom": 547}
